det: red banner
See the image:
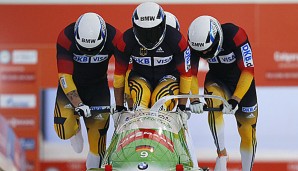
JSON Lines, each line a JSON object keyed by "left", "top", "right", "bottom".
{"left": 1, "top": 4, "right": 298, "bottom": 87}
{"left": 0, "top": 49, "right": 40, "bottom": 171}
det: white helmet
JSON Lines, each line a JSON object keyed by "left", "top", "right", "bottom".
{"left": 165, "top": 11, "right": 180, "bottom": 31}
{"left": 74, "top": 12, "right": 107, "bottom": 55}
{"left": 188, "top": 15, "right": 223, "bottom": 59}
{"left": 132, "top": 2, "right": 166, "bottom": 50}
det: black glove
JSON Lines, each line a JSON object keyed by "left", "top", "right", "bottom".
{"left": 177, "top": 104, "right": 186, "bottom": 111}
{"left": 228, "top": 99, "right": 238, "bottom": 109}
{"left": 220, "top": 99, "right": 238, "bottom": 109}
{"left": 220, "top": 99, "right": 239, "bottom": 114}
{"left": 116, "top": 105, "right": 127, "bottom": 112}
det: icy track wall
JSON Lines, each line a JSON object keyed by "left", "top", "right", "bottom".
{"left": 0, "top": 115, "right": 26, "bottom": 171}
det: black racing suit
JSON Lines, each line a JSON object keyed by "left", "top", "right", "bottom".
{"left": 54, "top": 22, "right": 120, "bottom": 164}
{"left": 191, "top": 23, "right": 258, "bottom": 171}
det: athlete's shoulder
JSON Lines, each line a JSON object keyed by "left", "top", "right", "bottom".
{"left": 106, "top": 23, "right": 117, "bottom": 35}
{"left": 222, "top": 23, "right": 241, "bottom": 40}
{"left": 106, "top": 23, "right": 122, "bottom": 37}
{"left": 105, "top": 22, "right": 122, "bottom": 48}
{"left": 57, "top": 22, "right": 76, "bottom": 51}
{"left": 122, "top": 27, "right": 135, "bottom": 40}
{"left": 117, "top": 27, "right": 138, "bottom": 52}
{"left": 58, "top": 22, "right": 75, "bottom": 40}
{"left": 222, "top": 23, "right": 248, "bottom": 47}
{"left": 164, "top": 25, "right": 182, "bottom": 42}
{"left": 164, "top": 25, "right": 187, "bottom": 51}
{"left": 222, "top": 23, "right": 239, "bottom": 31}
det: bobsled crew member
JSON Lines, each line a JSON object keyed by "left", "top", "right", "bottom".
{"left": 114, "top": 2, "right": 192, "bottom": 112}
{"left": 54, "top": 12, "right": 121, "bottom": 169}
{"left": 188, "top": 15, "right": 258, "bottom": 171}
{"left": 123, "top": 10, "right": 182, "bottom": 110}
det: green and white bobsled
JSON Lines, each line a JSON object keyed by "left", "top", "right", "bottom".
{"left": 97, "top": 95, "right": 226, "bottom": 171}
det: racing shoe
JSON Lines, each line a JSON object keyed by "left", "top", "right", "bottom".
{"left": 86, "top": 152, "right": 101, "bottom": 169}
{"left": 70, "top": 127, "right": 84, "bottom": 153}
{"left": 197, "top": 167, "right": 209, "bottom": 171}
{"left": 214, "top": 156, "right": 228, "bottom": 171}
{"left": 201, "top": 167, "right": 210, "bottom": 171}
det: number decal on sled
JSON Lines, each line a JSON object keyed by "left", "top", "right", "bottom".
{"left": 140, "top": 151, "right": 148, "bottom": 158}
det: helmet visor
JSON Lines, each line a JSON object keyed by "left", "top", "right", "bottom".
{"left": 133, "top": 19, "right": 166, "bottom": 49}
{"left": 76, "top": 41, "right": 105, "bottom": 56}
{"left": 197, "top": 33, "right": 220, "bottom": 59}
{"left": 75, "top": 23, "right": 106, "bottom": 56}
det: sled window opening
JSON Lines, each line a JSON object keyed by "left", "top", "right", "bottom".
{"left": 115, "top": 110, "right": 183, "bottom": 134}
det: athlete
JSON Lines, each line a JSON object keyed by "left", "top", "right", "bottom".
{"left": 54, "top": 12, "right": 121, "bottom": 169}
{"left": 188, "top": 15, "right": 258, "bottom": 171}
{"left": 164, "top": 11, "right": 180, "bottom": 31}
{"left": 114, "top": 2, "right": 191, "bottom": 113}
{"left": 123, "top": 10, "right": 181, "bottom": 110}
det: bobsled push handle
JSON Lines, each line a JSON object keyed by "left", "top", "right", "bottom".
{"left": 203, "top": 105, "right": 222, "bottom": 111}
{"left": 89, "top": 106, "right": 111, "bottom": 113}
{"left": 150, "top": 94, "right": 229, "bottom": 113}
{"left": 185, "top": 105, "right": 221, "bottom": 112}
{"left": 67, "top": 105, "right": 110, "bottom": 112}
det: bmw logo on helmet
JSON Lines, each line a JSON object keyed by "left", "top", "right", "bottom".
{"left": 138, "top": 162, "right": 148, "bottom": 170}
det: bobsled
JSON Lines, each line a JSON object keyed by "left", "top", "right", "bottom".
{"left": 95, "top": 95, "right": 228, "bottom": 171}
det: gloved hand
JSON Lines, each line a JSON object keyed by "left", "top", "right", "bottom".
{"left": 176, "top": 105, "right": 190, "bottom": 129}
{"left": 111, "top": 105, "right": 127, "bottom": 128}
{"left": 75, "top": 103, "right": 91, "bottom": 118}
{"left": 115, "top": 105, "right": 127, "bottom": 113}
{"left": 189, "top": 100, "right": 204, "bottom": 114}
{"left": 177, "top": 104, "right": 186, "bottom": 111}
{"left": 221, "top": 99, "right": 239, "bottom": 115}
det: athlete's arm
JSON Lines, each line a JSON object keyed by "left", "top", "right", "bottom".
{"left": 56, "top": 29, "right": 83, "bottom": 107}
{"left": 110, "top": 24, "right": 122, "bottom": 52}
{"left": 232, "top": 27, "right": 254, "bottom": 102}
{"left": 58, "top": 73, "right": 83, "bottom": 107}
{"left": 113, "top": 33, "right": 130, "bottom": 107}
{"left": 175, "top": 43, "right": 192, "bottom": 106}
{"left": 190, "top": 49, "right": 200, "bottom": 102}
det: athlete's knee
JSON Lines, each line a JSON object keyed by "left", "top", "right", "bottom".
{"left": 54, "top": 128, "right": 65, "bottom": 140}
{"left": 54, "top": 124, "right": 78, "bottom": 140}
{"left": 54, "top": 116, "right": 80, "bottom": 140}
{"left": 129, "top": 77, "right": 151, "bottom": 108}
{"left": 205, "top": 83, "right": 225, "bottom": 95}
{"left": 151, "top": 77, "right": 179, "bottom": 110}
{"left": 88, "top": 131, "right": 108, "bottom": 155}
{"left": 204, "top": 85, "right": 226, "bottom": 108}
{"left": 236, "top": 111, "right": 257, "bottom": 141}
{"left": 238, "top": 123, "right": 257, "bottom": 144}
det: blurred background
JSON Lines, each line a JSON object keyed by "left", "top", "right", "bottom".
{"left": 0, "top": 0, "right": 298, "bottom": 171}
